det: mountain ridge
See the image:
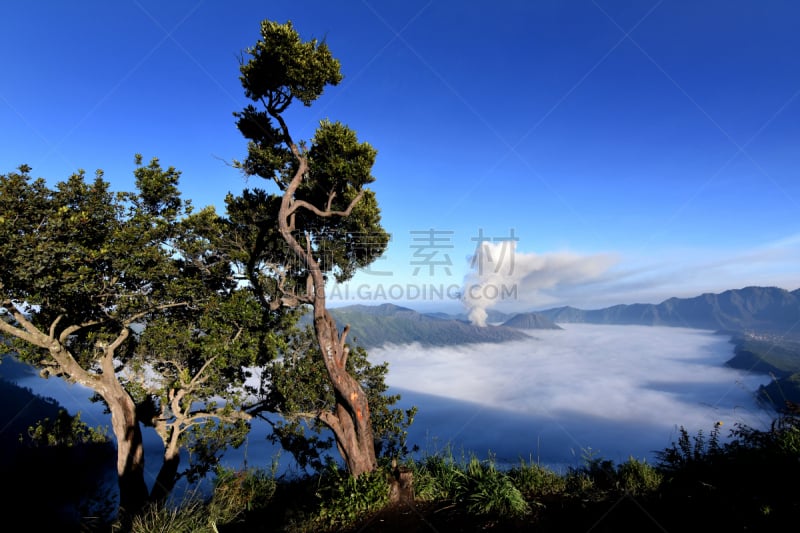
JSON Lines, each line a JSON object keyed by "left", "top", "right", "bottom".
{"left": 325, "top": 303, "right": 532, "bottom": 348}
{"left": 537, "top": 286, "right": 800, "bottom": 333}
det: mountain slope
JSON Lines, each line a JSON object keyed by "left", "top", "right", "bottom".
{"left": 326, "top": 303, "right": 529, "bottom": 348}
{"left": 502, "top": 312, "right": 562, "bottom": 330}
{"left": 539, "top": 286, "right": 800, "bottom": 332}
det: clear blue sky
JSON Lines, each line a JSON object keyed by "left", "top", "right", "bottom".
{"left": 3, "top": 1, "right": 799, "bottom": 313}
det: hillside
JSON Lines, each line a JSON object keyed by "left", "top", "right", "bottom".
{"left": 539, "top": 286, "right": 800, "bottom": 333}
{"left": 725, "top": 333, "right": 800, "bottom": 409}
{"left": 325, "top": 303, "right": 530, "bottom": 348}
{"left": 502, "top": 312, "right": 562, "bottom": 330}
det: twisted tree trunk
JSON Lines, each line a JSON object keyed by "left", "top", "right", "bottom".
{"left": 276, "top": 139, "right": 377, "bottom": 476}
{"left": 95, "top": 341, "right": 150, "bottom": 516}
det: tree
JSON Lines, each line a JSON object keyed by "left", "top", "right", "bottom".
{"left": 253, "top": 324, "right": 416, "bottom": 474}
{"left": 228, "top": 19, "right": 409, "bottom": 477}
{"left": 0, "top": 158, "right": 261, "bottom": 516}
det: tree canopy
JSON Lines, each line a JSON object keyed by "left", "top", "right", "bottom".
{"left": 0, "top": 157, "right": 265, "bottom": 515}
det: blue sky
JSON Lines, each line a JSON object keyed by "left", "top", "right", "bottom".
{"left": 3, "top": 1, "right": 799, "bottom": 313}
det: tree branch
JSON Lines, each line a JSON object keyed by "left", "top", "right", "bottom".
{"left": 60, "top": 318, "right": 105, "bottom": 341}
{"left": 0, "top": 316, "right": 43, "bottom": 347}
{"left": 288, "top": 190, "right": 365, "bottom": 219}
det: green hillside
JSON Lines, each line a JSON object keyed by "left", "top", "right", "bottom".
{"left": 326, "top": 304, "right": 529, "bottom": 348}
{"left": 725, "top": 334, "right": 800, "bottom": 410}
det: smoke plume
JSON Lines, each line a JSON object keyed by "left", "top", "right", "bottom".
{"left": 462, "top": 242, "right": 617, "bottom": 326}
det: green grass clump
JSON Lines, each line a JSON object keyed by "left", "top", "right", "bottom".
{"left": 129, "top": 499, "right": 213, "bottom": 533}
{"left": 208, "top": 465, "right": 277, "bottom": 524}
{"left": 508, "top": 457, "right": 566, "bottom": 499}
{"left": 615, "top": 457, "right": 663, "bottom": 495}
{"left": 313, "top": 462, "right": 391, "bottom": 528}
{"left": 411, "top": 447, "right": 465, "bottom": 502}
{"left": 407, "top": 448, "right": 530, "bottom": 519}
{"left": 462, "top": 455, "right": 530, "bottom": 518}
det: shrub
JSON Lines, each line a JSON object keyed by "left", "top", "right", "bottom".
{"left": 209, "top": 465, "right": 277, "bottom": 524}
{"left": 129, "top": 499, "right": 212, "bottom": 533}
{"left": 462, "top": 456, "right": 530, "bottom": 518}
{"left": 314, "top": 462, "right": 390, "bottom": 528}
{"left": 412, "top": 449, "right": 466, "bottom": 502}
{"left": 508, "top": 458, "right": 566, "bottom": 498}
{"left": 615, "top": 457, "right": 662, "bottom": 495}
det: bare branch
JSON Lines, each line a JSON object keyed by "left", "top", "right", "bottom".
{"left": 288, "top": 189, "right": 365, "bottom": 219}
{"left": 60, "top": 318, "right": 105, "bottom": 341}
{"left": 0, "top": 316, "right": 43, "bottom": 347}
{"left": 107, "top": 329, "right": 130, "bottom": 353}
{"left": 319, "top": 409, "right": 346, "bottom": 444}
{"left": 49, "top": 314, "right": 64, "bottom": 339}
{"left": 189, "top": 355, "right": 219, "bottom": 388}
{"left": 325, "top": 189, "right": 336, "bottom": 212}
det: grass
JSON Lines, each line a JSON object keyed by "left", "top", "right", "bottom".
{"left": 61, "top": 406, "right": 800, "bottom": 531}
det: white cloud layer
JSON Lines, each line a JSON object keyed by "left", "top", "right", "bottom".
{"left": 7, "top": 324, "right": 777, "bottom": 476}
{"left": 371, "top": 324, "right": 773, "bottom": 469}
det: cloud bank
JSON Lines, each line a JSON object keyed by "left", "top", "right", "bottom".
{"left": 8, "top": 324, "right": 775, "bottom": 476}
{"left": 371, "top": 324, "right": 772, "bottom": 468}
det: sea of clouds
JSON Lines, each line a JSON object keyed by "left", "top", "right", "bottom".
{"left": 6, "top": 323, "right": 774, "bottom": 485}
{"left": 370, "top": 323, "right": 773, "bottom": 470}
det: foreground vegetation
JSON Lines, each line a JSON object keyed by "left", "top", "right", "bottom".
{"left": 38, "top": 404, "right": 791, "bottom": 532}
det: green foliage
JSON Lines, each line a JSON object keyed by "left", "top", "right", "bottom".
{"left": 314, "top": 462, "right": 390, "bottom": 528}
{"left": 260, "top": 326, "right": 416, "bottom": 472}
{"left": 129, "top": 499, "right": 214, "bottom": 533}
{"left": 508, "top": 458, "right": 566, "bottom": 498}
{"left": 31, "top": 406, "right": 800, "bottom": 531}
{"left": 410, "top": 448, "right": 530, "bottom": 519}
{"left": 656, "top": 421, "right": 724, "bottom": 473}
{"left": 239, "top": 19, "right": 342, "bottom": 108}
{"left": 0, "top": 157, "right": 272, "bottom": 507}
{"left": 208, "top": 465, "right": 278, "bottom": 524}
{"left": 462, "top": 455, "right": 530, "bottom": 518}
{"left": 22, "top": 409, "right": 109, "bottom": 448}
{"left": 614, "top": 457, "right": 663, "bottom": 496}
{"left": 562, "top": 448, "right": 664, "bottom": 500}
{"left": 411, "top": 447, "right": 467, "bottom": 502}
{"left": 655, "top": 410, "right": 800, "bottom": 527}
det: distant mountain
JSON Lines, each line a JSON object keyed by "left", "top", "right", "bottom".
{"left": 538, "top": 286, "right": 800, "bottom": 333}
{"left": 326, "top": 303, "right": 529, "bottom": 348}
{"left": 424, "top": 309, "right": 512, "bottom": 325}
{"left": 502, "top": 312, "right": 562, "bottom": 330}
